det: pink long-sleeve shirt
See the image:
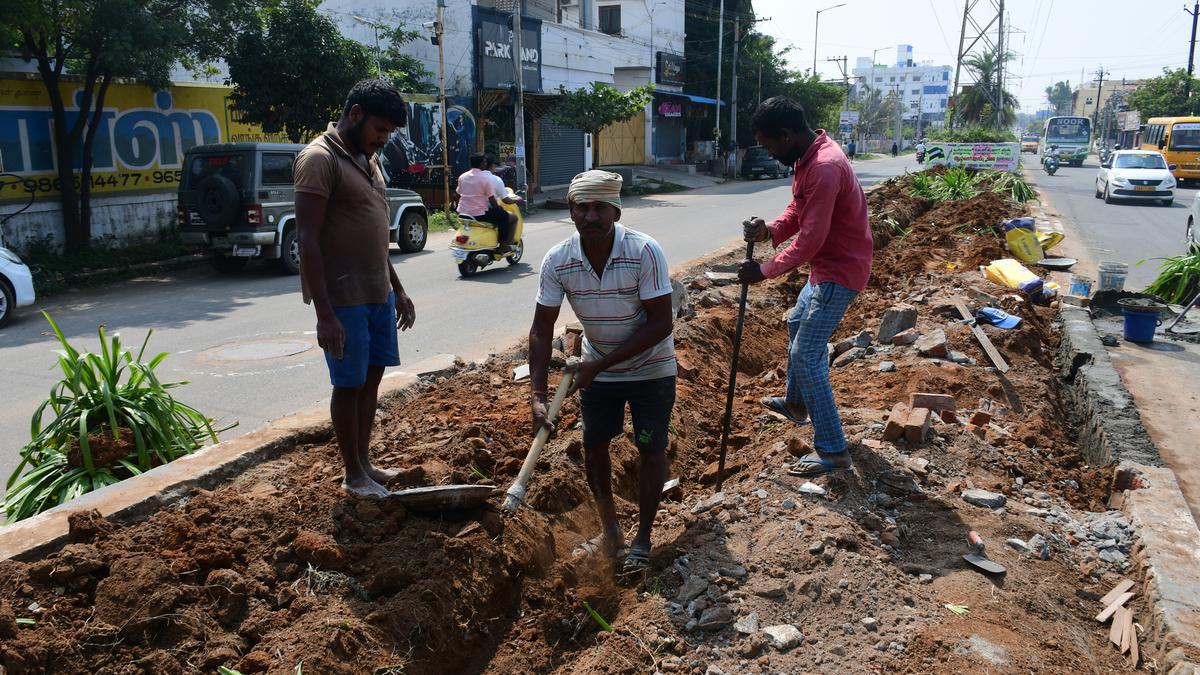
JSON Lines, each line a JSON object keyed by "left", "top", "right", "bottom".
{"left": 759, "top": 130, "right": 873, "bottom": 292}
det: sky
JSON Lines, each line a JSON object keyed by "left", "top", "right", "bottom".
{"left": 751, "top": 0, "right": 1195, "bottom": 113}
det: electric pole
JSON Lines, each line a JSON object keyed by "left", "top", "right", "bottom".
{"left": 435, "top": 0, "right": 449, "bottom": 213}
{"left": 1093, "top": 67, "right": 1108, "bottom": 131}
{"left": 996, "top": 0, "right": 1005, "bottom": 129}
{"left": 950, "top": 0, "right": 1004, "bottom": 130}
{"left": 1187, "top": 2, "right": 1198, "bottom": 113}
{"left": 714, "top": 0, "right": 726, "bottom": 159}
{"left": 512, "top": 0, "right": 527, "bottom": 191}
{"left": 731, "top": 17, "right": 740, "bottom": 170}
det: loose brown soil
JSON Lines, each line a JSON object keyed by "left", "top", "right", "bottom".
{"left": 1, "top": 172, "right": 1138, "bottom": 674}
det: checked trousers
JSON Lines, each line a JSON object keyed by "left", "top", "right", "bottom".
{"left": 785, "top": 281, "right": 858, "bottom": 454}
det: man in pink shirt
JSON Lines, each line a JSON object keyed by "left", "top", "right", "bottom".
{"left": 737, "top": 96, "right": 873, "bottom": 477}
{"left": 457, "top": 153, "right": 514, "bottom": 251}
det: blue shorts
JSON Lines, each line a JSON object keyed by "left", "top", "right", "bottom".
{"left": 324, "top": 292, "right": 401, "bottom": 388}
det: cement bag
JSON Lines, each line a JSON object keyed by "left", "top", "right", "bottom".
{"left": 1005, "top": 227, "right": 1044, "bottom": 263}
{"left": 984, "top": 258, "right": 1039, "bottom": 289}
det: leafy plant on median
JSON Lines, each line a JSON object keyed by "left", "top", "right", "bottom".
{"left": 989, "top": 172, "right": 1038, "bottom": 203}
{"left": 1140, "top": 250, "right": 1200, "bottom": 305}
{"left": 4, "top": 313, "right": 219, "bottom": 522}
{"left": 908, "top": 168, "right": 1035, "bottom": 206}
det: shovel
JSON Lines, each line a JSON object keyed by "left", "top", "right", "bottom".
{"left": 501, "top": 367, "right": 576, "bottom": 512}
{"left": 715, "top": 228, "right": 756, "bottom": 492}
{"left": 962, "top": 530, "right": 1006, "bottom": 575}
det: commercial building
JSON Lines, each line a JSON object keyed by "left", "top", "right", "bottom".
{"left": 852, "top": 45, "right": 952, "bottom": 130}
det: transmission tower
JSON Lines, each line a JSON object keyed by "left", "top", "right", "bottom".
{"left": 950, "top": 0, "right": 1007, "bottom": 129}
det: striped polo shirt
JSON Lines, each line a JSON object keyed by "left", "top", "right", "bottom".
{"left": 536, "top": 224, "right": 677, "bottom": 382}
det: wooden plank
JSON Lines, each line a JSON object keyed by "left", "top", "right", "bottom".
{"left": 1095, "top": 592, "right": 1135, "bottom": 623}
{"left": 1109, "top": 607, "right": 1127, "bottom": 647}
{"left": 1120, "top": 608, "right": 1134, "bottom": 654}
{"left": 1129, "top": 618, "right": 1140, "bottom": 665}
{"left": 1100, "top": 579, "right": 1136, "bottom": 607}
{"left": 951, "top": 298, "right": 1010, "bottom": 373}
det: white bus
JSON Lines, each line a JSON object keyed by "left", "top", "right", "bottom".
{"left": 1042, "top": 116, "right": 1092, "bottom": 167}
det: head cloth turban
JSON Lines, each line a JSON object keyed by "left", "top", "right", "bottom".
{"left": 567, "top": 170, "right": 623, "bottom": 210}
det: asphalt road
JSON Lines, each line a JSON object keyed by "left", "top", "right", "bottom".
{"left": 0, "top": 154, "right": 917, "bottom": 490}
{"left": 1024, "top": 156, "right": 1197, "bottom": 291}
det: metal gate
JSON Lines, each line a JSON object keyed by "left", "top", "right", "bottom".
{"left": 598, "top": 110, "right": 646, "bottom": 165}
{"left": 537, "top": 118, "right": 585, "bottom": 186}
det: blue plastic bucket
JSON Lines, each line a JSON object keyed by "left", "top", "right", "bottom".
{"left": 1122, "top": 308, "right": 1161, "bottom": 343}
{"left": 1068, "top": 274, "right": 1093, "bottom": 296}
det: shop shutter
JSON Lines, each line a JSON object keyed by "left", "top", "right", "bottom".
{"left": 539, "top": 118, "right": 585, "bottom": 186}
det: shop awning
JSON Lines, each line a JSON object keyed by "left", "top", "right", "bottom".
{"left": 658, "top": 91, "right": 726, "bottom": 106}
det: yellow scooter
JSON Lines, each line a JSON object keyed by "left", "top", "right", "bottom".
{"left": 450, "top": 188, "right": 524, "bottom": 277}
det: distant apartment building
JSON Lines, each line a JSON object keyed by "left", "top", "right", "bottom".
{"left": 852, "top": 45, "right": 952, "bottom": 128}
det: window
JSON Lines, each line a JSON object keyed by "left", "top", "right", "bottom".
{"left": 599, "top": 5, "right": 620, "bottom": 35}
{"left": 889, "top": 77, "right": 895, "bottom": 82}
{"left": 261, "top": 153, "right": 295, "bottom": 185}
{"left": 911, "top": 89, "right": 920, "bottom": 95}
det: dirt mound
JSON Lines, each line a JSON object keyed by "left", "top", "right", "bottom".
{"left": 0, "top": 172, "right": 1132, "bottom": 673}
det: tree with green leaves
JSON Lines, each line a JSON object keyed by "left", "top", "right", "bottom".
{"left": 226, "top": 0, "right": 374, "bottom": 143}
{"left": 0, "top": 0, "right": 263, "bottom": 252}
{"left": 853, "top": 86, "right": 896, "bottom": 144}
{"left": 549, "top": 83, "right": 655, "bottom": 165}
{"left": 1126, "top": 67, "right": 1200, "bottom": 119}
{"left": 952, "top": 48, "right": 1018, "bottom": 129}
{"left": 378, "top": 23, "right": 435, "bottom": 94}
{"left": 1045, "top": 81, "right": 1073, "bottom": 115}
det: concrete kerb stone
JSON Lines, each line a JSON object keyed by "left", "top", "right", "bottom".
{"left": 1114, "top": 462, "right": 1200, "bottom": 673}
{"left": 1054, "top": 305, "right": 1159, "bottom": 467}
{"left": 0, "top": 354, "right": 462, "bottom": 562}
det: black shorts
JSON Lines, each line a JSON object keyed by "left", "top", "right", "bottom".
{"left": 580, "top": 376, "right": 676, "bottom": 453}
{"left": 477, "top": 205, "right": 509, "bottom": 227}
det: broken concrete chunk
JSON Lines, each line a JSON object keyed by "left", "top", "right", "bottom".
{"left": 705, "top": 271, "right": 739, "bottom": 286}
{"left": 891, "top": 328, "right": 922, "bottom": 346}
{"left": 512, "top": 363, "right": 531, "bottom": 381}
{"left": 1005, "top": 538, "right": 1030, "bottom": 552}
{"left": 698, "top": 605, "right": 734, "bottom": 631}
{"left": 734, "top": 611, "right": 760, "bottom": 634}
{"left": 691, "top": 492, "right": 726, "bottom": 515}
{"left": 861, "top": 617, "right": 879, "bottom": 632}
{"left": 914, "top": 329, "right": 949, "bottom": 358}
{"left": 833, "top": 338, "right": 856, "bottom": 355}
{"left": 962, "top": 488, "right": 1007, "bottom": 509}
{"left": 948, "top": 350, "right": 975, "bottom": 365}
{"left": 909, "top": 392, "right": 957, "bottom": 412}
{"left": 877, "top": 304, "right": 918, "bottom": 344}
{"left": 833, "top": 347, "right": 867, "bottom": 368}
{"left": 879, "top": 360, "right": 897, "bottom": 373}
{"left": 798, "top": 482, "right": 827, "bottom": 496}
{"left": 852, "top": 330, "right": 874, "bottom": 348}
{"left": 762, "top": 624, "right": 804, "bottom": 651}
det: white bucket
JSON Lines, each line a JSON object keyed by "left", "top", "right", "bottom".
{"left": 1097, "top": 261, "right": 1128, "bottom": 292}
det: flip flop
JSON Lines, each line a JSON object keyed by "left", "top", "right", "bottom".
{"left": 787, "top": 452, "right": 852, "bottom": 477}
{"left": 760, "top": 396, "right": 810, "bottom": 426}
{"left": 620, "top": 545, "right": 651, "bottom": 575}
{"left": 573, "top": 534, "right": 622, "bottom": 560}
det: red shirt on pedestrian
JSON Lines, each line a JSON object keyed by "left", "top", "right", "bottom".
{"left": 759, "top": 130, "right": 873, "bottom": 292}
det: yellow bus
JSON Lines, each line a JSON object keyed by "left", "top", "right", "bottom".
{"left": 1141, "top": 117, "right": 1200, "bottom": 182}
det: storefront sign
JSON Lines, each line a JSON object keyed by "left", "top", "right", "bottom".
{"left": 656, "top": 52, "right": 685, "bottom": 87}
{"left": 475, "top": 8, "right": 542, "bottom": 93}
{"left": 925, "top": 143, "right": 1020, "bottom": 173}
{"left": 1119, "top": 110, "right": 1141, "bottom": 132}
{"left": 657, "top": 101, "right": 683, "bottom": 118}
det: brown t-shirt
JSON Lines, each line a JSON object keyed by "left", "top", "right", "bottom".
{"left": 294, "top": 123, "right": 393, "bottom": 307}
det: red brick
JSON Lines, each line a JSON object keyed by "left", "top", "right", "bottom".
{"left": 909, "top": 392, "right": 957, "bottom": 412}
{"left": 964, "top": 423, "right": 987, "bottom": 439}
{"left": 939, "top": 409, "right": 959, "bottom": 424}
{"left": 904, "top": 407, "right": 932, "bottom": 445}
{"left": 969, "top": 410, "right": 993, "bottom": 426}
{"left": 883, "top": 402, "right": 910, "bottom": 442}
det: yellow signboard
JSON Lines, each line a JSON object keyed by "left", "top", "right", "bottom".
{"left": 0, "top": 78, "right": 288, "bottom": 202}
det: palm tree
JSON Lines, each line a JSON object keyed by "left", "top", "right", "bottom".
{"left": 953, "top": 48, "right": 1018, "bottom": 128}
{"left": 854, "top": 86, "right": 896, "bottom": 143}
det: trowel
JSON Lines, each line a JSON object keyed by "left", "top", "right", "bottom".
{"left": 963, "top": 530, "right": 1006, "bottom": 575}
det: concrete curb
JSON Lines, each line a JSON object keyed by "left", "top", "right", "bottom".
{"left": 1114, "top": 462, "right": 1200, "bottom": 673}
{"left": 0, "top": 354, "right": 461, "bottom": 562}
{"left": 1054, "top": 305, "right": 1159, "bottom": 467}
{"left": 1055, "top": 305, "right": 1200, "bottom": 671}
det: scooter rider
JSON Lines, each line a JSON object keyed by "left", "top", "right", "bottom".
{"left": 457, "top": 153, "right": 514, "bottom": 252}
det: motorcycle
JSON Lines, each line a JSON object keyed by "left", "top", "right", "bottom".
{"left": 450, "top": 187, "right": 525, "bottom": 277}
{"left": 916, "top": 149, "right": 926, "bottom": 164}
{"left": 1042, "top": 153, "right": 1059, "bottom": 176}
{"left": 1099, "top": 146, "right": 1112, "bottom": 167}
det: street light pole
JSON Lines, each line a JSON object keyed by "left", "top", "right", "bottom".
{"left": 715, "top": 0, "right": 725, "bottom": 155}
{"left": 812, "top": 3, "right": 846, "bottom": 76}
{"left": 512, "top": 0, "right": 527, "bottom": 191}
{"left": 435, "top": 0, "right": 449, "bottom": 213}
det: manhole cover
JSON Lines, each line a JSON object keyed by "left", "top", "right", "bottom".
{"left": 202, "top": 339, "right": 313, "bottom": 362}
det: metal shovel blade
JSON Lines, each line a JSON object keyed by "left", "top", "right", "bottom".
{"left": 387, "top": 485, "right": 496, "bottom": 512}
{"left": 963, "top": 553, "right": 1006, "bottom": 575}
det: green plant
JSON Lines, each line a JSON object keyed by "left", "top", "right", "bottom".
{"left": 1140, "top": 251, "right": 1200, "bottom": 304}
{"left": 909, "top": 173, "right": 936, "bottom": 200}
{"left": 927, "top": 127, "right": 1018, "bottom": 143}
{"left": 4, "top": 313, "right": 219, "bottom": 522}
{"left": 428, "top": 209, "right": 460, "bottom": 233}
{"left": 582, "top": 601, "right": 614, "bottom": 632}
{"left": 937, "top": 168, "right": 981, "bottom": 201}
{"left": 988, "top": 172, "right": 1037, "bottom": 203}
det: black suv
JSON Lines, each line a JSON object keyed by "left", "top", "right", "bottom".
{"left": 178, "top": 142, "right": 428, "bottom": 274}
{"left": 740, "top": 146, "right": 789, "bottom": 180}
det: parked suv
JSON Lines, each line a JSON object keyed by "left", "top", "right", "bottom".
{"left": 178, "top": 142, "right": 428, "bottom": 274}
{"left": 740, "top": 146, "right": 787, "bottom": 179}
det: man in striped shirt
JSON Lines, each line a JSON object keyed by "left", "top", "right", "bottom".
{"left": 529, "top": 170, "right": 676, "bottom": 575}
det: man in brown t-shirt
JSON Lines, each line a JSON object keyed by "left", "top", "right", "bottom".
{"left": 294, "top": 79, "right": 416, "bottom": 498}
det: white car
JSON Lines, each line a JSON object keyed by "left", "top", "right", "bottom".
{"left": 1095, "top": 150, "right": 1177, "bottom": 206}
{"left": 0, "top": 245, "right": 36, "bottom": 328}
{"left": 1189, "top": 195, "right": 1199, "bottom": 252}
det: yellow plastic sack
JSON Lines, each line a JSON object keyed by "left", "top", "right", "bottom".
{"left": 985, "top": 258, "right": 1038, "bottom": 289}
{"left": 1005, "top": 227, "right": 1044, "bottom": 263}
{"left": 1036, "top": 230, "right": 1064, "bottom": 251}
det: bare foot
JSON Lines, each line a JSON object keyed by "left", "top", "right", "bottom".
{"left": 366, "top": 465, "right": 403, "bottom": 485}
{"left": 341, "top": 475, "right": 390, "bottom": 499}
